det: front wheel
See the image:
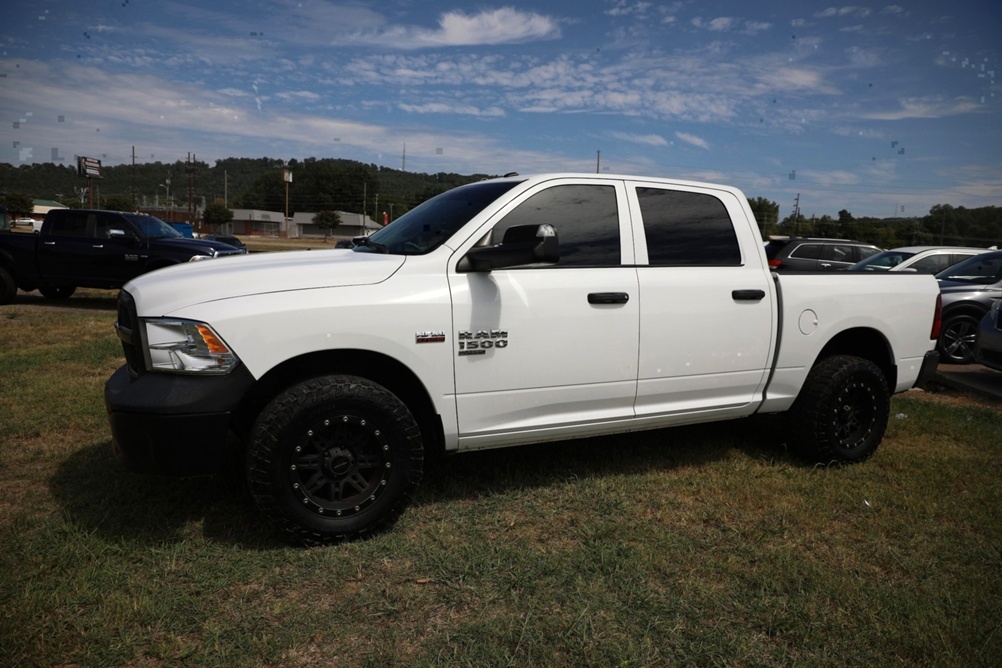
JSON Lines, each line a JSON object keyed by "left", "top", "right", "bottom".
{"left": 0, "top": 266, "right": 16, "bottom": 304}
{"left": 937, "top": 313, "right": 981, "bottom": 364}
{"left": 246, "top": 375, "right": 424, "bottom": 546}
{"left": 787, "top": 355, "right": 890, "bottom": 465}
{"left": 39, "top": 285, "right": 76, "bottom": 300}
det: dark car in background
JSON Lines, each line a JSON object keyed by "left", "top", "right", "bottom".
{"left": 764, "top": 237, "right": 882, "bottom": 271}
{"left": 200, "top": 234, "right": 247, "bottom": 253}
{"left": 935, "top": 250, "right": 1002, "bottom": 364}
{"left": 848, "top": 246, "right": 987, "bottom": 274}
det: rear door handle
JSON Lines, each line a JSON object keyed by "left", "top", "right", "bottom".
{"left": 588, "top": 292, "right": 630, "bottom": 304}
{"left": 732, "top": 289, "right": 766, "bottom": 301}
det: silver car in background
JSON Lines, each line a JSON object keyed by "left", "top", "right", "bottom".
{"left": 974, "top": 300, "right": 1002, "bottom": 372}
{"left": 936, "top": 250, "right": 1002, "bottom": 364}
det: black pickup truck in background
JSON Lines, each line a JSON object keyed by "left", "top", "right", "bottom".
{"left": 0, "top": 209, "right": 243, "bottom": 304}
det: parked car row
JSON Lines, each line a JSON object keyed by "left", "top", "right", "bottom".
{"left": 764, "top": 237, "right": 1000, "bottom": 369}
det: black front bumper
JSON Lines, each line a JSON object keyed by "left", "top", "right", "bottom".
{"left": 105, "top": 364, "right": 255, "bottom": 476}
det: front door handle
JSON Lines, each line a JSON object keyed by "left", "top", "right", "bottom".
{"left": 732, "top": 289, "right": 766, "bottom": 301}
{"left": 588, "top": 292, "right": 630, "bottom": 304}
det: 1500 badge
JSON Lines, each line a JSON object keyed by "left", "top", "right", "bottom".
{"left": 458, "top": 329, "right": 508, "bottom": 356}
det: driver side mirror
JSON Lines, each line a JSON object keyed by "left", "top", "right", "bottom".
{"left": 457, "top": 224, "right": 559, "bottom": 272}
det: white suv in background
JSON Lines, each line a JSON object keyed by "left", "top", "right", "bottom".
{"left": 848, "top": 246, "right": 989, "bottom": 274}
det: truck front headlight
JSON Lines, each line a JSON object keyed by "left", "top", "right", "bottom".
{"left": 144, "top": 318, "right": 240, "bottom": 374}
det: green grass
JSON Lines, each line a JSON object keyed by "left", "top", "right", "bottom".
{"left": 1, "top": 291, "right": 1000, "bottom": 667}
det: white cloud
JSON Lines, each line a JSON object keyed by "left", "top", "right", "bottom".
{"left": 398, "top": 102, "right": 505, "bottom": 117}
{"left": 862, "top": 97, "right": 984, "bottom": 120}
{"left": 675, "top": 132, "right": 710, "bottom": 149}
{"left": 611, "top": 132, "right": 669, "bottom": 146}
{"left": 754, "top": 67, "right": 840, "bottom": 94}
{"left": 605, "top": 1, "right": 653, "bottom": 17}
{"left": 692, "top": 16, "right": 771, "bottom": 34}
{"left": 798, "top": 169, "right": 860, "bottom": 186}
{"left": 345, "top": 8, "right": 562, "bottom": 49}
{"left": 815, "top": 7, "right": 872, "bottom": 19}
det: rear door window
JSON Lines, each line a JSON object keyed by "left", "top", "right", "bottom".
{"left": 910, "top": 254, "right": 951, "bottom": 274}
{"left": 819, "top": 244, "right": 854, "bottom": 264}
{"left": 636, "top": 188, "right": 741, "bottom": 266}
{"left": 790, "top": 243, "right": 821, "bottom": 260}
{"left": 47, "top": 212, "right": 92, "bottom": 237}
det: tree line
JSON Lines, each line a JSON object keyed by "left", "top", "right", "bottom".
{"left": 2, "top": 159, "right": 1000, "bottom": 249}
{"left": 748, "top": 196, "right": 1001, "bottom": 249}
{"left": 0, "top": 157, "right": 489, "bottom": 223}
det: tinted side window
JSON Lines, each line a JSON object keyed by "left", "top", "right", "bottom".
{"left": 95, "top": 213, "right": 121, "bottom": 239}
{"left": 637, "top": 188, "right": 741, "bottom": 266}
{"left": 819, "top": 244, "right": 853, "bottom": 262}
{"left": 910, "top": 254, "right": 950, "bottom": 274}
{"left": 492, "top": 184, "right": 620, "bottom": 267}
{"left": 791, "top": 243, "right": 821, "bottom": 259}
{"left": 47, "top": 212, "right": 92, "bottom": 237}
{"left": 856, "top": 246, "right": 880, "bottom": 260}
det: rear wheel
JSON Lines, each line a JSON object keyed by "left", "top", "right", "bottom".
{"left": 246, "top": 375, "right": 424, "bottom": 546}
{"left": 0, "top": 266, "right": 16, "bottom": 304}
{"left": 787, "top": 355, "right": 890, "bottom": 465}
{"left": 39, "top": 285, "right": 76, "bottom": 301}
{"left": 938, "top": 313, "right": 981, "bottom": 364}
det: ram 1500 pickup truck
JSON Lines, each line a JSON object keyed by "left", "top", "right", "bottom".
{"left": 0, "top": 208, "right": 244, "bottom": 304}
{"left": 105, "top": 173, "right": 942, "bottom": 545}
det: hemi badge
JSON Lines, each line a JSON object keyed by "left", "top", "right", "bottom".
{"left": 416, "top": 331, "right": 446, "bottom": 344}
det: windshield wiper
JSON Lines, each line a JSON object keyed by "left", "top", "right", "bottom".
{"left": 354, "top": 237, "right": 389, "bottom": 254}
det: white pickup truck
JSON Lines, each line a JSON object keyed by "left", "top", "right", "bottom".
{"left": 105, "top": 173, "right": 941, "bottom": 545}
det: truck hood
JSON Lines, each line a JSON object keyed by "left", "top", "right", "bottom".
{"left": 125, "top": 249, "right": 406, "bottom": 316}
{"left": 156, "top": 236, "right": 243, "bottom": 256}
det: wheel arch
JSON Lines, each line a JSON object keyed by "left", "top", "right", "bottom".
{"left": 234, "top": 349, "right": 445, "bottom": 454}
{"left": 942, "top": 301, "right": 990, "bottom": 321}
{"left": 813, "top": 327, "right": 895, "bottom": 389}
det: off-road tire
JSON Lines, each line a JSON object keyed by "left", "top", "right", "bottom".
{"left": 0, "top": 266, "right": 15, "bottom": 304}
{"left": 39, "top": 286, "right": 76, "bottom": 300}
{"left": 787, "top": 355, "right": 890, "bottom": 465}
{"left": 246, "top": 375, "right": 424, "bottom": 546}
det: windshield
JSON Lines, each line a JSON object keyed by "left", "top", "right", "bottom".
{"left": 848, "top": 250, "right": 916, "bottom": 271}
{"left": 935, "top": 252, "right": 1002, "bottom": 285}
{"left": 123, "top": 213, "right": 183, "bottom": 239}
{"left": 355, "top": 180, "right": 521, "bottom": 255}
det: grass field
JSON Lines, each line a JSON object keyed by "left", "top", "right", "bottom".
{"left": 1, "top": 289, "right": 1000, "bottom": 667}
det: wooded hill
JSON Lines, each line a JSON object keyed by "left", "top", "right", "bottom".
{"left": 0, "top": 157, "right": 494, "bottom": 222}
{"left": 1, "top": 158, "right": 999, "bottom": 248}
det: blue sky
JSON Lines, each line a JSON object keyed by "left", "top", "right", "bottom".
{"left": 1, "top": 1, "right": 999, "bottom": 218}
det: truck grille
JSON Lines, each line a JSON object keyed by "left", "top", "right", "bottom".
{"left": 116, "top": 290, "right": 145, "bottom": 378}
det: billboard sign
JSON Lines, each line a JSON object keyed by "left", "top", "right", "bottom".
{"left": 77, "top": 156, "right": 103, "bottom": 179}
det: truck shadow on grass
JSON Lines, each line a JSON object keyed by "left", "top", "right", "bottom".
{"left": 49, "top": 415, "right": 795, "bottom": 549}
{"left": 417, "top": 414, "right": 794, "bottom": 505}
{"left": 13, "top": 289, "right": 118, "bottom": 312}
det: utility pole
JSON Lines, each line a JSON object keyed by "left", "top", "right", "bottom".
{"left": 792, "top": 193, "right": 801, "bottom": 236}
{"left": 131, "top": 145, "right": 136, "bottom": 210}
{"left": 186, "top": 152, "right": 197, "bottom": 223}
{"left": 596, "top": 150, "right": 601, "bottom": 174}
